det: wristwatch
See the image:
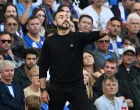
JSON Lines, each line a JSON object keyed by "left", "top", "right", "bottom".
{"left": 40, "top": 88, "right": 47, "bottom": 92}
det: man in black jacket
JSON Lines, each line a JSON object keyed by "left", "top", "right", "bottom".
{"left": 39, "top": 9, "right": 108, "bottom": 110}
{"left": 13, "top": 48, "right": 39, "bottom": 88}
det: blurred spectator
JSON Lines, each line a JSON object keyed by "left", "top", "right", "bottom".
{"left": 94, "top": 77, "right": 128, "bottom": 110}
{"left": 131, "top": 2, "right": 140, "bottom": 16}
{"left": 70, "top": 20, "right": 75, "bottom": 32}
{"left": 32, "top": 8, "right": 47, "bottom": 37}
{"left": 0, "top": 3, "right": 24, "bottom": 37}
{"left": 13, "top": 48, "right": 39, "bottom": 88}
{"left": 94, "top": 58, "right": 118, "bottom": 97}
{"left": 118, "top": 0, "right": 135, "bottom": 23}
{"left": 108, "top": 17, "right": 123, "bottom": 57}
{"left": 24, "top": 16, "right": 44, "bottom": 48}
{"left": 0, "top": 60, "right": 25, "bottom": 110}
{"left": 93, "top": 35, "right": 119, "bottom": 69}
{"left": 78, "top": 14, "right": 96, "bottom": 52}
{"left": 4, "top": 15, "right": 26, "bottom": 61}
{"left": 25, "top": 95, "right": 42, "bottom": 110}
{"left": 56, "top": 0, "right": 82, "bottom": 20}
{"left": 24, "top": 65, "right": 40, "bottom": 97}
{"left": 116, "top": 46, "right": 139, "bottom": 110}
{"left": 40, "top": 0, "right": 56, "bottom": 28}
{"left": 122, "top": 36, "right": 136, "bottom": 48}
{"left": 83, "top": 0, "right": 114, "bottom": 30}
{"left": 83, "top": 49, "right": 102, "bottom": 83}
{"left": 133, "top": 47, "right": 140, "bottom": 72}
{"left": 16, "top": 0, "right": 35, "bottom": 25}
{"left": 125, "top": 13, "right": 140, "bottom": 47}
{"left": 0, "top": 31, "right": 21, "bottom": 67}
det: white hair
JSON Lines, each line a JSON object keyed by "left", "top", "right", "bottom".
{"left": 126, "top": 13, "right": 140, "bottom": 24}
{"left": 0, "top": 60, "right": 15, "bottom": 72}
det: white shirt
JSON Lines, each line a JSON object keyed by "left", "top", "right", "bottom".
{"left": 83, "top": 5, "right": 114, "bottom": 30}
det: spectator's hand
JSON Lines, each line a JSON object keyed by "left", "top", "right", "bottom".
{"left": 41, "top": 90, "right": 50, "bottom": 104}
{"left": 26, "top": 0, "right": 32, "bottom": 7}
{"left": 119, "top": 96, "right": 125, "bottom": 100}
{"left": 99, "top": 30, "right": 109, "bottom": 38}
{"left": 125, "top": 99, "right": 133, "bottom": 108}
{"left": 92, "top": 71, "right": 102, "bottom": 79}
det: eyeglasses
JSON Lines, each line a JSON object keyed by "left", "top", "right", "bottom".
{"left": 97, "top": 40, "right": 110, "bottom": 43}
{"left": 7, "top": 23, "right": 17, "bottom": 27}
{"left": 0, "top": 40, "right": 12, "bottom": 44}
{"left": 31, "top": 74, "right": 39, "bottom": 78}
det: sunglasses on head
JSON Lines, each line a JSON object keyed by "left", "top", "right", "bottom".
{"left": 1, "top": 40, "right": 12, "bottom": 44}
{"left": 98, "top": 40, "right": 110, "bottom": 43}
{"left": 7, "top": 23, "right": 17, "bottom": 27}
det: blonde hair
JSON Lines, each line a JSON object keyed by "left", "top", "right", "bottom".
{"left": 25, "top": 95, "right": 42, "bottom": 110}
{"left": 28, "top": 65, "right": 39, "bottom": 79}
{"left": 83, "top": 68, "right": 93, "bottom": 100}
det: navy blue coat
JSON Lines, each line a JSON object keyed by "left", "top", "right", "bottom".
{"left": 0, "top": 81, "right": 25, "bottom": 110}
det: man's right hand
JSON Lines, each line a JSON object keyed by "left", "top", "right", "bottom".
{"left": 26, "top": 0, "right": 32, "bottom": 7}
{"left": 41, "top": 90, "right": 50, "bottom": 104}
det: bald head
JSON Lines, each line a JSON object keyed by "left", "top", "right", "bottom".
{"left": 131, "top": 2, "right": 140, "bottom": 16}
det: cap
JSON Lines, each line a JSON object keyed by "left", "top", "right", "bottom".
{"left": 122, "top": 46, "right": 135, "bottom": 55}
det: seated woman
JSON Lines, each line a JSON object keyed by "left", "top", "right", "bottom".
{"left": 83, "top": 49, "right": 102, "bottom": 83}
{"left": 24, "top": 65, "right": 40, "bottom": 97}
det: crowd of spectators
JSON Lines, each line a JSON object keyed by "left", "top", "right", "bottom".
{"left": 0, "top": 0, "right": 140, "bottom": 110}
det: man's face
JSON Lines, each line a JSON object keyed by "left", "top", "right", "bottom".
{"left": 25, "top": 54, "right": 37, "bottom": 69}
{"left": 96, "top": 35, "right": 110, "bottom": 52}
{"left": 122, "top": 39, "right": 135, "bottom": 48}
{"left": 1, "top": 65, "right": 14, "bottom": 83}
{"left": 27, "top": 18, "right": 41, "bottom": 35}
{"left": 78, "top": 17, "right": 93, "bottom": 32}
{"left": 5, "top": 18, "right": 18, "bottom": 34}
{"left": 104, "top": 62, "right": 118, "bottom": 78}
{"left": 93, "top": 0, "right": 104, "bottom": 7}
{"left": 122, "top": 0, "right": 135, "bottom": 10}
{"left": 122, "top": 51, "right": 135, "bottom": 65}
{"left": 109, "top": 20, "right": 121, "bottom": 37}
{"left": 126, "top": 18, "right": 140, "bottom": 35}
{"left": 54, "top": 12, "right": 71, "bottom": 30}
{"left": 131, "top": 3, "right": 140, "bottom": 16}
{"left": 103, "top": 80, "right": 118, "bottom": 96}
{"left": 0, "top": 34, "right": 11, "bottom": 53}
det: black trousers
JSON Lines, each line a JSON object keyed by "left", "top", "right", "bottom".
{"left": 48, "top": 83, "right": 89, "bottom": 110}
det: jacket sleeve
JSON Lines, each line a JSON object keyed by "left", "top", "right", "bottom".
{"left": 39, "top": 39, "right": 50, "bottom": 78}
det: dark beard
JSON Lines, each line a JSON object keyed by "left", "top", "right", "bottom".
{"left": 57, "top": 22, "right": 70, "bottom": 30}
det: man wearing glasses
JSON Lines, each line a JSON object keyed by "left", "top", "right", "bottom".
{"left": 93, "top": 35, "right": 119, "bottom": 69}
{"left": 116, "top": 46, "right": 139, "bottom": 110}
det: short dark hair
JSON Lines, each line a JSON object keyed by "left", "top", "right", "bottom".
{"left": 53, "top": 9, "right": 65, "bottom": 20}
{"left": 23, "top": 48, "right": 39, "bottom": 59}
{"left": 104, "top": 58, "right": 118, "bottom": 69}
{"left": 79, "top": 14, "right": 93, "bottom": 24}
{"left": 27, "top": 16, "right": 40, "bottom": 24}
{"left": 136, "top": 47, "right": 140, "bottom": 56}
{"left": 110, "top": 17, "right": 122, "bottom": 25}
{"left": 0, "top": 31, "right": 10, "bottom": 38}
{"left": 122, "top": 36, "right": 136, "bottom": 44}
